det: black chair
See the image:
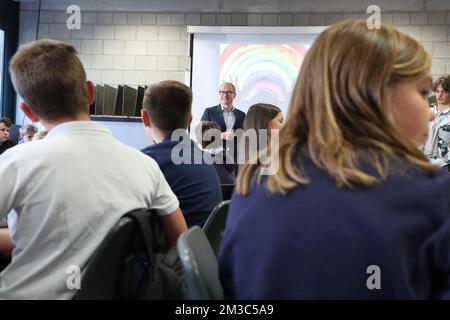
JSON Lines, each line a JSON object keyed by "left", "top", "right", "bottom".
{"left": 74, "top": 208, "right": 150, "bottom": 300}
{"left": 220, "top": 184, "right": 235, "bottom": 201}
{"left": 177, "top": 226, "right": 224, "bottom": 300}
{"left": 202, "top": 200, "right": 230, "bottom": 257}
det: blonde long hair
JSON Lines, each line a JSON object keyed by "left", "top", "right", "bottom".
{"left": 237, "top": 20, "right": 436, "bottom": 195}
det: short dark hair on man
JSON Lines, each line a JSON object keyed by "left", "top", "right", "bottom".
{"left": 432, "top": 75, "right": 450, "bottom": 92}
{"left": 142, "top": 80, "right": 192, "bottom": 132}
{"left": 0, "top": 117, "right": 12, "bottom": 128}
{"left": 9, "top": 39, "right": 88, "bottom": 121}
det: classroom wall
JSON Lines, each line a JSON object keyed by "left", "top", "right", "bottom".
{"left": 14, "top": 0, "right": 450, "bottom": 147}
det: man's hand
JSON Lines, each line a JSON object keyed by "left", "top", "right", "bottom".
{"left": 221, "top": 130, "right": 234, "bottom": 140}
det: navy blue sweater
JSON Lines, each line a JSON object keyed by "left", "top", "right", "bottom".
{"left": 219, "top": 159, "right": 450, "bottom": 299}
{"left": 142, "top": 138, "right": 222, "bottom": 227}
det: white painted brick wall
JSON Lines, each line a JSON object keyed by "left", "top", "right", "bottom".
{"left": 64, "top": 39, "right": 81, "bottom": 52}
{"left": 396, "top": 26, "right": 422, "bottom": 41}
{"left": 103, "top": 40, "right": 126, "bottom": 54}
{"left": 201, "top": 14, "right": 216, "bottom": 25}
{"left": 50, "top": 24, "right": 71, "bottom": 38}
{"left": 168, "top": 41, "right": 188, "bottom": 56}
{"left": 124, "top": 71, "right": 146, "bottom": 85}
{"left": 279, "top": 14, "right": 293, "bottom": 26}
{"left": 40, "top": 11, "right": 53, "bottom": 23}
{"left": 85, "top": 69, "right": 102, "bottom": 85}
{"left": 231, "top": 14, "right": 247, "bottom": 25}
{"left": 171, "top": 14, "right": 186, "bottom": 25}
{"left": 428, "top": 12, "right": 446, "bottom": 24}
{"left": 157, "top": 14, "right": 171, "bottom": 25}
{"left": 78, "top": 54, "right": 92, "bottom": 69}
{"left": 158, "top": 56, "right": 179, "bottom": 70}
{"left": 248, "top": 14, "right": 262, "bottom": 26}
{"left": 18, "top": 7, "right": 450, "bottom": 89}
{"left": 158, "top": 26, "right": 181, "bottom": 41}
{"left": 421, "top": 26, "right": 448, "bottom": 41}
{"left": 102, "top": 70, "right": 124, "bottom": 85}
{"left": 431, "top": 58, "right": 447, "bottom": 74}
{"left": 294, "top": 14, "right": 309, "bottom": 25}
{"left": 114, "top": 55, "right": 136, "bottom": 69}
{"left": 136, "top": 26, "right": 158, "bottom": 40}
{"left": 125, "top": 41, "right": 147, "bottom": 55}
{"left": 53, "top": 11, "right": 67, "bottom": 24}
{"left": 136, "top": 56, "right": 158, "bottom": 69}
{"left": 381, "top": 13, "right": 393, "bottom": 25}
{"left": 71, "top": 25, "right": 93, "bottom": 39}
{"left": 262, "top": 14, "right": 277, "bottom": 26}
{"left": 14, "top": 5, "right": 450, "bottom": 130}
{"left": 217, "top": 14, "right": 231, "bottom": 25}
{"left": 179, "top": 56, "right": 191, "bottom": 70}
{"left": 146, "top": 71, "right": 168, "bottom": 85}
{"left": 167, "top": 71, "right": 186, "bottom": 83}
{"left": 113, "top": 13, "right": 127, "bottom": 25}
{"left": 98, "top": 13, "right": 112, "bottom": 24}
{"left": 147, "top": 41, "right": 169, "bottom": 55}
{"left": 81, "top": 40, "right": 102, "bottom": 54}
{"left": 142, "top": 13, "right": 156, "bottom": 25}
{"left": 411, "top": 13, "right": 427, "bottom": 25}
{"left": 324, "top": 13, "right": 341, "bottom": 25}
{"left": 92, "top": 55, "right": 114, "bottom": 69}
{"left": 433, "top": 43, "right": 450, "bottom": 57}
{"left": 38, "top": 24, "right": 49, "bottom": 38}
{"left": 421, "top": 42, "right": 433, "bottom": 54}
{"left": 93, "top": 25, "right": 114, "bottom": 39}
{"left": 393, "top": 13, "right": 410, "bottom": 25}
{"left": 128, "top": 13, "right": 142, "bottom": 24}
{"left": 309, "top": 14, "right": 325, "bottom": 26}
{"left": 186, "top": 14, "right": 200, "bottom": 25}
{"left": 83, "top": 12, "right": 98, "bottom": 24}
{"left": 115, "top": 26, "right": 137, "bottom": 40}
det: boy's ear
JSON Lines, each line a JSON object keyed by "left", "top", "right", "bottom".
{"left": 141, "top": 109, "right": 152, "bottom": 128}
{"left": 20, "top": 102, "right": 40, "bottom": 123}
{"left": 188, "top": 113, "right": 192, "bottom": 125}
{"left": 86, "top": 81, "right": 96, "bottom": 106}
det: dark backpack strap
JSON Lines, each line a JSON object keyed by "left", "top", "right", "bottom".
{"left": 125, "top": 209, "right": 156, "bottom": 270}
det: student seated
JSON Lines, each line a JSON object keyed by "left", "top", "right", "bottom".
{"left": 0, "top": 39, "right": 187, "bottom": 299}
{"left": 0, "top": 118, "right": 17, "bottom": 156}
{"left": 219, "top": 20, "right": 450, "bottom": 299}
{"left": 195, "top": 121, "right": 236, "bottom": 185}
{"left": 240, "top": 103, "right": 283, "bottom": 165}
{"left": 141, "top": 81, "right": 222, "bottom": 227}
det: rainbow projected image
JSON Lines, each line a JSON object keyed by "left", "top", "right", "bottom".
{"left": 219, "top": 44, "right": 307, "bottom": 110}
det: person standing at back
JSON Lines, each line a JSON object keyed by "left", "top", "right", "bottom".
{"left": 141, "top": 80, "right": 222, "bottom": 227}
{"left": 0, "top": 39, "right": 187, "bottom": 299}
{"left": 423, "top": 75, "right": 450, "bottom": 169}
{"left": 201, "top": 82, "right": 246, "bottom": 163}
{"left": 220, "top": 20, "right": 450, "bottom": 299}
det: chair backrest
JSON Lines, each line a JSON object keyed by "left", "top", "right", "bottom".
{"left": 203, "top": 200, "right": 230, "bottom": 257}
{"left": 74, "top": 209, "right": 149, "bottom": 300}
{"left": 220, "top": 184, "right": 235, "bottom": 201}
{"left": 177, "top": 226, "right": 224, "bottom": 300}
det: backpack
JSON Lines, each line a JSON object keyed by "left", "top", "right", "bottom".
{"left": 126, "top": 209, "right": 190, "bottom": 300}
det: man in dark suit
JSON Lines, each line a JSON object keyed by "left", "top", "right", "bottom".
{"left": 201, "top": 83, "right": 245, "bottom": 164}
